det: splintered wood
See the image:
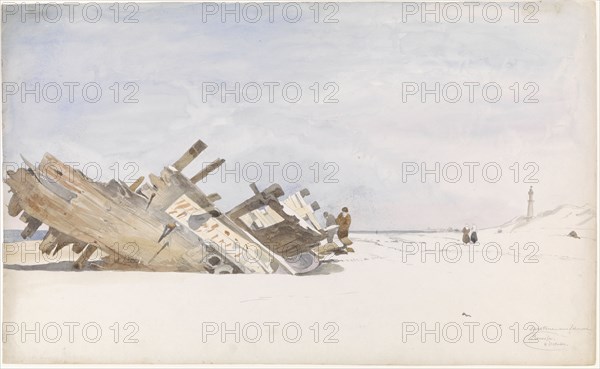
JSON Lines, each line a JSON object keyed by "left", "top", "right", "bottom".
{"left": 5, "top": 139, "right": 328, "bottom": 274}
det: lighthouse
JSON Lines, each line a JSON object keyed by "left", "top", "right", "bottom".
{"left": 526, "top": 186, "right": 534, "bottom": 219}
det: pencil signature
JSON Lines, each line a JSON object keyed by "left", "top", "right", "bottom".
{"left": 524, "top": 325, "right": 592, "bottom": 351}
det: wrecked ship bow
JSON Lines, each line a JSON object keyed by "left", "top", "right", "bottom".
{"left": 5, "top": 139, "right": 330, "bottom": 274}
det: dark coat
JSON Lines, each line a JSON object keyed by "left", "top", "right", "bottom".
{"left": 462, "top": 227, "right": 470, "bottom": 244}
{"left": 325, "top": 214, "right": 337, "bottom": 227}
{"left": 470, "top": 232, "right": 478, "bottom": 243}
{"left": 336, "top": 213, "right": 351, "bottom": 239}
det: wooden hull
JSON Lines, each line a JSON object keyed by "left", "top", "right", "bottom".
{"left": 4, "top": 139, "right": 326, "bottom": 274}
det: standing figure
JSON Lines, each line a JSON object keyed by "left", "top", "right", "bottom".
{"left": 336, "top": 207, "right": 352, "bottom": 241}
{"left": 462, "top": 225, "right": 470, "bottom": 244}
{"left": 323, "top": 211, "right": 337, "bottom": 243}
{"left": 470, "top": 225, "right": 478, "bottom": 243}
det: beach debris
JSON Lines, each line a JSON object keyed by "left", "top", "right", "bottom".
{"left": 4, "top": 138, "right": 332, "bottom": 274}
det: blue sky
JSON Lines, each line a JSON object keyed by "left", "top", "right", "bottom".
{"left": 2, "top": 1, "right": 597, "bottom": 230}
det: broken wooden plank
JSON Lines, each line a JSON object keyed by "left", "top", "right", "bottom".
{"left": 52, "top": 235, "right": 80, "bottom": 256}
{"left": 172, "top": 139, "right": 208, "bottom": 171}
{"left": 129, "top": 176, "right": 144, "bottom": 191}
{"left": 190, "top": 158, "right": 225, "bottom": 183}
{"left": 71, "top": 242, "right": 87, "bottom": 254}
{"left": 39, "top": 228, "right": 60, "bottom": 253}
{"left": 207, "top": 193, "right": 221, "bottom": 202}
{"left": 149, "top": 174, "right": 167, "bottom": 190}
{"left": 74, "top": 245, "right": 98, "bottom": 269}
{"left": 8, "top": 194, "right": 22, "bottom": 217}
{"left": 21, "top": 216, "right": 42, "bottom": 239}
{"left": 227, "top": 184, "right": 285, "bottom": 220}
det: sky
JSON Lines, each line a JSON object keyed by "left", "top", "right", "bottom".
{"left": 1, "top": 1, "right": 597, "bottom": 230}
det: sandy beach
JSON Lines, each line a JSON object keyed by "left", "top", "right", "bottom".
{"left": 2, "top": 204, "right": 596, "bottom": 365}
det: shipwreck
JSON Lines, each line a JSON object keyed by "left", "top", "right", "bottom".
{"left": 5, "top": 139, "right": 337, "bottom": 274}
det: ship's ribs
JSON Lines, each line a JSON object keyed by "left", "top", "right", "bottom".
{"left": 4, "top": 138, "right": 327, "bottom": 274}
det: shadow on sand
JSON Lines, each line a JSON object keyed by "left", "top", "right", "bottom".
{"left": 4, "top": 260, "right": 345, "bottom": 275}
{"left": 3, "top": 261, "right": 92, "bottom": 272}
{"left": 303, "top": 260, "right": 345, "bottom": 275}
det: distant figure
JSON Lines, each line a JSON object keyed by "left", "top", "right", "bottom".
{"left": 323, "top": 211, "right": 337, "bottom": 243}
{"left": 470, "top": 225, "right": 478, "bottom": 243}
{"left": 462, "top": 225, "right": 470, "bottom": 244}
{"left": 336, "top": 207, "right": 351, "bottom": 240}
